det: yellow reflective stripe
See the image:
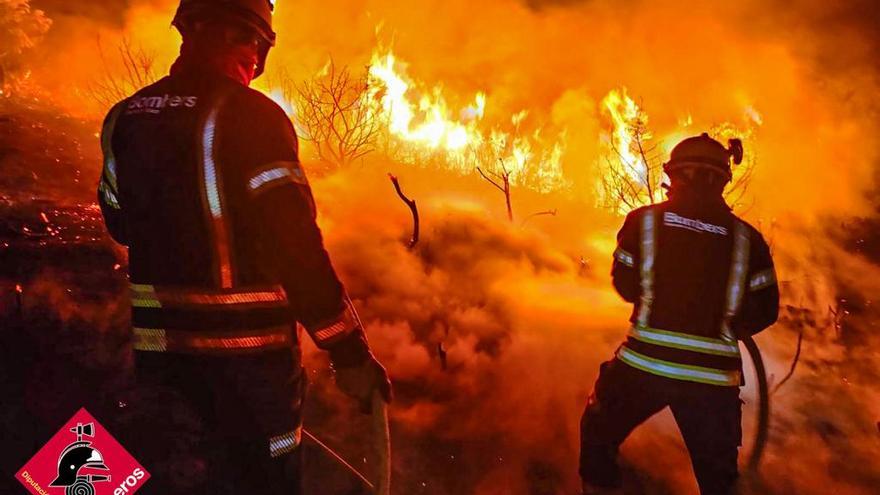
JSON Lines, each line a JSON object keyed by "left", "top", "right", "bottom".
{"left": 629, "top": 325, "right": 741, "bottom": 357}
{"left": 637, "top": 210, "right": 657, "bottom": 326}
{"left": 132, "top": 328, "right": 167, "bottom": 352}
{"left": 749, "top": 268, "right": 776, "bottom": 291}
{"left": 133, "top": 326, "right": 292, "bottom": 353}
{"left": 720, "top": 221, "right": 750, "bottom": 341}
{"left": 130, "top": 283, "right": 287, "bottom": 308}
{"left": 269, "top": 427, "right": 303, "bottom": 458}
{"left": 200, "top": 101, "right": 234, "bottom": 288}
{"left": 130, "top": 284, "right": 162, "bottom": 308}
{"left": 617, "top": 346, "right": 741, "bottom": 387}
{"left": 613, "top": 247, "right": 634, "bottom": 267}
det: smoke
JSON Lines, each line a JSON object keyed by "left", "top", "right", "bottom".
{"left": 7, "top": 0, "right": 880, "bottom": 494}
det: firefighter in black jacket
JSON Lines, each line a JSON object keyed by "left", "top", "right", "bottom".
{"left": 96, "top": 1, "right": 391, "bottom": 493}
{"left": 579, "top": 134, "right": 779, "bottom": 495}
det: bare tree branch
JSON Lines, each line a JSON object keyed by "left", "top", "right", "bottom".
{"left": 772, "top": 329, "right": 804, "bottom": 395}
{"left": 293, "top": 59, "right": 379, "bottom": 167}
{"left": 388, "top": 173, "right": 420, "bottom": 249}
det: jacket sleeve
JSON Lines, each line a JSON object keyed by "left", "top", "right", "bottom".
{"left": 97, "top": 103, "right": 128, "bottom": 245}
{"left": 611, "top": 210, "right": 640, "bottom": 303}
{"left": 733, "top": 230, "right": 779, "bottom": 337}
{"left": 237, "top": 97, "right": 370, "bottom": 364}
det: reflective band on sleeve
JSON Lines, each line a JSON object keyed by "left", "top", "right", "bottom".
{"left": 100, "top": 104, "right": 125, "bottom": 193}
{"left": 129, "top": 283, "right": 287, "bottom": 308}
{"left": 98, "top": 179, "right": 121, "bottom": 210}
{"left": 613, "top": 247, "right": 635, "bottom": 267}
{"left": 269, "top": 427, "right": 302, "bottom": 458}
{"left": 617, "top": 345, "right": 741, "bottom": 387}
{"left": 248, "top": 161, "right": 308, "bottom": 195}
{"left": 749, "top": 268, "right": 776, "bottom": 291}
{"left": 133, "top": 326, "right": 293, "bottom": 354}
{"left": 311, "top": 300, "right": 360, "bottom": 346}
{"left": 637, "top": 210, "right": 657, "bottom": 326}
{"left": 200, "top": 102, "right": 234, "bottom": 288}
{"left": 629, "top": 325, "right": 741, "bottom": 357}
{"left": 720, "top": 221, "right": 750, "bottom": 341}
{"left": 249, "top": 166, "right": 292, "bottom": 191}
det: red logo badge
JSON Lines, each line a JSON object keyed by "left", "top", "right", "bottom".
{"left": 16, "top": 408, "right": 150, "bottom": 495}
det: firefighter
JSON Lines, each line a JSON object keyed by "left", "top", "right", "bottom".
{"left": 579, "top": 133, "right": 779, "bottom": 495}
{"left": 96, "top": 1, "right": 392, "bottom": 493}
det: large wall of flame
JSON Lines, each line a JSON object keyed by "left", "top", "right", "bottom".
{"left": 16, "top": 0, "right": 880, "bottom": 494}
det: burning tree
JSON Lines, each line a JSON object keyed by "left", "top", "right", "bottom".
{"left": 293, "top": 59, "right": 381, "bottom": 167}
{"left": 0, "top": 0, "right": 51, "bottom": 94}
{"left": 599, "top": 88, "right": 756, "bottom": 213}
{"left": 87, "top": 37, "right": 160, "bottom": 110}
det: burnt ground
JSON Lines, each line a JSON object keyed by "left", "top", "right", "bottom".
{"left": 0, "top": 96, "right": 370, "bottom": 494}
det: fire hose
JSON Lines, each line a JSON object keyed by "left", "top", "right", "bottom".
{"left": 303, "top": 391, "right": 391, "bottom": 495}
{"left": 742, "top": 336, "right": 769, "bottom": 474}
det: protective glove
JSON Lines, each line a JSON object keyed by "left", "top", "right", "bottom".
{"left": 329, "top": 330, "right": 393, "bottom": 413}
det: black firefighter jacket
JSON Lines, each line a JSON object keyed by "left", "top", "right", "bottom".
{"left": 611, "top": 196, "right": 779, "bottom": 387}
{"left": 97, "top": 63, "right": 368, "bottom": 362}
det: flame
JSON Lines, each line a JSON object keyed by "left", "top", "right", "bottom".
{"left": 362, "top": 49, "right": 567, "bottom": 192}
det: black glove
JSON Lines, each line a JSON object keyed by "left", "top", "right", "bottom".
{"left": 329, "top": 330, "right": 393, "bottom": 413}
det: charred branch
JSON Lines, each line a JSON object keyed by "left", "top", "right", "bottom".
{"left": 477, "top": 160, "right": 513, "bottom": 222}
{"left": 388, "top": 173, "right": 419, "bottom": 249}
{"left": 772, "top": 328, "right": 804, "bottom": 395}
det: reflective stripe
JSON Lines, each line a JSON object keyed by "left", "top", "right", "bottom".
{"left": 133, "top": 326, "right": 293, "bottom": 354}
{"left": 617, "top": 345, "right": 741, "bottom": 387}
{"left": 720, "top": 221, "right": 750, "bottom": 341}
{"left": 249, "top": 166, "right": 292, "bottom": 191}
{"left": 629, "top": 325, "right": 740, "bottom": 357}
{"left": 100, "top": 104, "right": 125, "bottom": 193}
{"left": 248, "top": 161, "right": 308, "bottom": 195}
{"left": 310, "top": 297, "right": 360, "bottom": 347}
{"left": 637, "top": 210, "right": 657, "bottom": 326}
{"left": 613, "top": 247, "right": 634, "bottom": 267}
{"left": 98, "top": 179, "right": 121, "bottom": 210}
{"left": 201, "top": 103, "right": 234, "bottom": 288}
{"left": 269, "top": 427, "right": 302, "bottom": 458}
{"left": 130, "top": 283, "right": 287, "bottom": 308}
{"left": 749, "top": 268, "right": 776, "bottom": 291}
{"left": 132, "top": 328, "right": 167, "bottom": 352}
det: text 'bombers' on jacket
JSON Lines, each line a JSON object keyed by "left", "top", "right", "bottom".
{"left": 97, "top": 62, "right": 368, "bottom": 358}
{"left": 611, "top": 199, "right": 779, "bottom": 387}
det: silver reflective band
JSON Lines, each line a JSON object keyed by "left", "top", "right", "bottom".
{"left": 99, "top": 180, "right": 120, "bottom": 210}
{"left": 269, "top": 428, "right": 302, "bottom": 458}
{"left": 629, "top": 325, "right": 741, "bottom": 357}
{"left": 614, "top": 247, "right": 634, "bottom": 267}
{"left": 637, "top": 210, "right": 657, "bottom": 326}
{"left": 749, "top": 268, "right": 776, "bottom": 291}
{"left": 202, "top": 107, "right": 222, "bottom": 219}
{"left": 617, "top": 346, "right": 741, "bottom": 387}
{"left": 720, "top": 221, "right": 750, "bottom": 341}
{"left": 249, "top": 167, "right": 292, "bottom": 192}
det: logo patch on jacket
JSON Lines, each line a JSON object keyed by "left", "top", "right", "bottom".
{"left": 127, "top": 94, "right": 198, "bottom": 114}
{"left": 663, "top": 211, "right": 728, "bottom": 235}
{"left": 16, "top": 408, "right": 150, "bottom": 495}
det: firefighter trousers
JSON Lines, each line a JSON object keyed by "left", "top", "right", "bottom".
{"left": 579, "top": 358, "right": 742, "bottom": 495}
{"left": 120, "top": 347, "right": 307, "bottom": 495}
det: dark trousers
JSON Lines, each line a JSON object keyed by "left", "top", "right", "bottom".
{"left": 119, "top": 347, "right": 307, "bottom": 495}
{"left": 579, "top": 359, "right": 742, "bottom": 495}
